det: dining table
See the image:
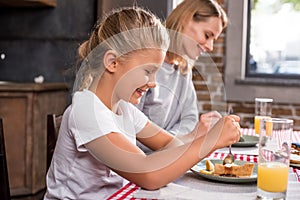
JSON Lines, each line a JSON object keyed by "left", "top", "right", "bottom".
{"left": 107, "top": 128, "right": 300, "bottom": 200}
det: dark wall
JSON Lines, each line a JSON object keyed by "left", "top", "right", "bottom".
{"left": 101, "top": 0, "right": 172, "bottom": 21}
{"left": 0, "top": 0, "right": 171, "bottom": 86}
{"left": 0, "top": 0, "right": 97, "bottom": 84}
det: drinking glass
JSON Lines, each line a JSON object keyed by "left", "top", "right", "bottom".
{"left": 257, "top": 118, "right": 293, "bottom": 200}
{"left": 254, "top": 98, "right": 273, "bottom": 134}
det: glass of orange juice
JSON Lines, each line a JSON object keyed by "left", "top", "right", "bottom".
{"left": 254, "top": 98, "right": 273, "bottom": 134}
{"left": 257, "top": 118, "right": 293, "bottom": 200}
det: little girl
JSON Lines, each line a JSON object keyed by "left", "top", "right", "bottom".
{"left": 44, "top": 6, "right": 241, "bottom": 199}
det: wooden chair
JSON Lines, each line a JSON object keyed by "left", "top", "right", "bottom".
{"left": 0, "top": 118, "right": 11, "bottom": 200}
{"left": 46, "top": 114, "right": 62, "bottom": 171}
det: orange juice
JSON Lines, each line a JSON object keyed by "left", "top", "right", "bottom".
{"left": 265, "top": 120, "right": 273, "bottom": 136}
{"left": 254, "top": 116, "right": 261, "bottom": 134}
{"left": 257, "top": 162, "right": 289, "bottom": 192}
{"left": 254, "top": 116, "right": 271, "bottom": 134}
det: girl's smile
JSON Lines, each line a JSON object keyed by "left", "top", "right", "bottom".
{"left": 135, "top": 88, "right": 147, "bottom": 98}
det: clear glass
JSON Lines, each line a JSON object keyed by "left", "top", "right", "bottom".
{"left": 257, "top": 118, "right": 293, "bottom": 200}
{"left": 254, "top": 98, "right": 273, "bottom": 134}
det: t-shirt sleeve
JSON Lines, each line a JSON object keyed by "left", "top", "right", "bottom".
{"left": 129, "top": 103, "right": 148, "bottom": 133}
{"left": 69, "top": 91, "right": 123, "bottom": 152}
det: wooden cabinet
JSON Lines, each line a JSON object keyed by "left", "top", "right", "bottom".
{"left": 0, "top": 0, "right": 56, "bottom": 7}
{"left": 0, "top": 82, "right": 69, "bottom": 196}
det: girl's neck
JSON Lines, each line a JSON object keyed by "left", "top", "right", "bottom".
{"left": 95, "top": 78, "right": 119, "bottom": 113}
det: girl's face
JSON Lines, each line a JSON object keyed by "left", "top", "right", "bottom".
{"left": 182, "top": 16, "right": 223, "bottom": 59}
{"left": 113, "top": 49, "right": 165, "bottom": 105}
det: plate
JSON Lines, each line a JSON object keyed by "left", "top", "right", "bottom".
{"left": 232, "top": 135, "right": 259, "bottom": 147}
{"left": 190, "top": 159, "right": 257, "bottom": 183}
{"left": 290, "top": 153, "right": 300, "bottom": 168}
{"left": 290, "top": 163, "right": 300, "bottom": 168}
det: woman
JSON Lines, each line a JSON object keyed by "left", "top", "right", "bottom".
{"left": 44, "top": 6, "right": 240, "bottom": 200}
{"left": 137, "top": 0, "right": 228, "bottom": 136}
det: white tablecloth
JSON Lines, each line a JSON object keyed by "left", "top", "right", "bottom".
{"left": 133, "top": 169, "right": 300, "bottom": 200}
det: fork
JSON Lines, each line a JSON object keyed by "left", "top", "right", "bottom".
{"left": 223, "top": 104, "right": 235, "bottom": 165}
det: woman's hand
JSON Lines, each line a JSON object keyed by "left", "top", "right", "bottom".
{"left": 194, "top": 111, "right": 222, "bottom": 138}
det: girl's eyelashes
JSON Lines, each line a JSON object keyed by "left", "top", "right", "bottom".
{"left": 145, "top": 69, "right": 156, "bottom": 75}
{"left": 145, "top": 69, "right": 152, "bottom": 75}
{"left": 145, "top": 66, "right": 159, "bottom": 75}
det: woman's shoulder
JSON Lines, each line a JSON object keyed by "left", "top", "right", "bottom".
{"left": 157, "top": 62, "right": 179, "bottom": 77}
{"left": 158, "top": 62, "right": 192, "bottom": 80}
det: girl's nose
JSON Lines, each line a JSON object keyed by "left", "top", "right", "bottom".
{"left": 147, "top": 81, "right": 156, "bottom": 88}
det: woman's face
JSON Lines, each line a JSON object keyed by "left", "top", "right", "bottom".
{"left": 113, "top": 49, "right": 165, "bottom": 105}
{"left": 182, "top": 16, "right": 223, "bottom": 59}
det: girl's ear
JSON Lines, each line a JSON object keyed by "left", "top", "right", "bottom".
{"left": 103, "top": 50, "right": 118, "bottom": 72}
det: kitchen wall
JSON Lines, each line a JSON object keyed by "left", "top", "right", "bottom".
{"left": 100, "top": 0, "right": 172, "bottom": 20}
{"left": 0, "top": 0, "right": 97, "bottom": 85}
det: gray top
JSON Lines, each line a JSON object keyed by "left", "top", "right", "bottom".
{"left": 137, "top": 62, "right": 199, "bottom": 135}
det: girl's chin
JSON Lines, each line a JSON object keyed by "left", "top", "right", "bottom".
{"left": 129, "top": 91, "right": 143, "bottom": 104}
{"left": 129, "top": 97, "right": 140, "bottom": 105}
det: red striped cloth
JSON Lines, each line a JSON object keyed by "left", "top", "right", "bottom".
{"left": 240, "top": 128, "right": 300, "bottom": 142}
{"left": 107, "top": 182, "right": 140, "bottom": 200}
{"left": 294, "top": 168, "right": 300, "bottom": 182}
{"left": 208, "top": 152, "right": 258, "bottom": 163}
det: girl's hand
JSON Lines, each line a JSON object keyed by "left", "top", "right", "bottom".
{"left": 212, "top": 115, "right": 241, "bottom": 149}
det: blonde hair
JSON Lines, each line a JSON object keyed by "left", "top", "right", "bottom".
{"left": 166, "top": 0, "right": 228, "bottom": 74}
{"left": 73, "top": 7, "right": 169, "bottom": 93}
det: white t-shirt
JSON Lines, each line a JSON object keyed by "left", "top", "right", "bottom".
{"left": 44, "top": 89, "right": 148, "bottom": 200}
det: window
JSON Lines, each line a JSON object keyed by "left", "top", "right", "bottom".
{"left": 172, "top": 0, "right": 183, "bottom": 9}
{"left": 247, "top": 0, "right": 300, "bottom": 78}
{"left": 225, "top": 0, "right": 300, "bottom": 104}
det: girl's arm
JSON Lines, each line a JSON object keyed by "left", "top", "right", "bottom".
{"left": 137, "top": 110, "right": 223, "bottom": 150}
{"left": 85, "top": 115, "right": 240, "bottom": 190}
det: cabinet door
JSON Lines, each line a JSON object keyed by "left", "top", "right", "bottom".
{"left": 0, "top": 0, "right": 57, "bottom": 7}
{"left": 0, "top": 94, "right": 32, "bottom": 195}
{"left": 0, "top": 83, "right": 69, "bottom": 196}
